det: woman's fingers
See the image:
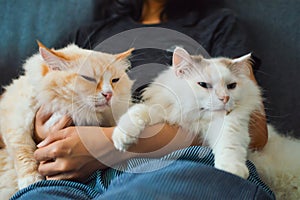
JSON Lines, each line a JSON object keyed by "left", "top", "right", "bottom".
{"left": 35, "top": 140, "right": 69, "bottom": 161}
{"left": 35, "top": 106, "right": 52, "bottom": 125}
{"left": 34, "top": 106, "right": 72, "bottom": 143}
{"left": 42, "top": 159, "right": 103, "bottom": 181}
{"left": 37, "top": 133, "right": 62, "bottom": 148}
{"left": 52, "top": 115, "right": 73, "bottom": 131}
{"left": 33, "top": 126, "right": 110, "bottom": 182}
{"left": 38, "top": 159, "right": 74, "bottom": 177}
{"left": 36, "top": 105, "right": 73, "bottom": 132}
{"left": 37, "top": 120, "right": 73, "bottom": 148}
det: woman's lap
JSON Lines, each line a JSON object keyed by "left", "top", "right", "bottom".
{"left": 101, "top": 160, "right": 274, "bottom": 200}
{"left": 10, "top": 146, "right": 275, "bottom": 200}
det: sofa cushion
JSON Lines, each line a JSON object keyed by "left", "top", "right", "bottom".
{"left": 224, "top": 0, "right": 300, "bottom": 135}
{"left": 0, "top": 0, "right": 94, "bottom": 93}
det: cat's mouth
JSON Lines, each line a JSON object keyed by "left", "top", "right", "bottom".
{"left": 225, "top": 110, "right": 232, "bottom": 115}
{"left": 94, "top": 102, "right": 110, "bottom": 108}
{"left": 205, "top": 107, "right": 233, "bottom": 115}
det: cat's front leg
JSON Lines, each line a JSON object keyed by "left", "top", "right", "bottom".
{"left": 209, "top": 117, "right": 250, "bottom": 179}
{"left": 112, "top": 104, "right": 151, "bottom": 151}
{"left": 5, "top": 131, "right": 44, "bottom": 189}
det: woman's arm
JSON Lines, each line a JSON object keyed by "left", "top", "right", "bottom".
{"left": 33, "top": 109, "right": 198, "bottom": 181}
{"left": 248, "top": 65, "right": 268, "bottom": 151}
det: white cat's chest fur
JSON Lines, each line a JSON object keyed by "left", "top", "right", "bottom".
{"left": 143, "top": 68, "right": 217, "bottom": 136}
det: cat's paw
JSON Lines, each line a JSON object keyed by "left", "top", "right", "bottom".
{"left": 216, "top": 162, "right": 249, "bottom": 179}
{"left": 112, "top": 127, "right": 139, "bottom": 152}
{"left": 18, "top": 173, "right": 44, "bottom": 189}
{"left": 112, "top": 104, "right": 150, "bottom": 151}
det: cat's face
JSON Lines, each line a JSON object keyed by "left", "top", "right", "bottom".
{"left": 172, "top": 47, "right": 253, "bottom": 114}
{"left": 37, "top": 43, "right": 133, "bottom": 113}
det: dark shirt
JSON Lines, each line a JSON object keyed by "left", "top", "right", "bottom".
{"left": 60, "top": 8, "right": 250, "bottom": 58}
{"left": 58, "top": 8, "right": 252, "bottom": 100}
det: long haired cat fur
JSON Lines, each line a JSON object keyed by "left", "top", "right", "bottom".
{"left": 0, "top": 42, "right": 134, "bottom": 198}
{"left": 112, "top": 47, "right": 300, "bottom": 200}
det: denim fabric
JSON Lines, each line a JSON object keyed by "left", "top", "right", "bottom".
{"left": 101, "top": 160, "right": 275, "bottom": 200}
{"left": 11, "top": 146, "right": 275, "bottom": 200}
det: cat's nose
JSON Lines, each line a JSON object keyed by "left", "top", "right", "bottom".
{"left": 219, "top": 96, "right": 229, "bottom": 104}
{"left": 102, "top": 92, "right": 112, "bottom": 101}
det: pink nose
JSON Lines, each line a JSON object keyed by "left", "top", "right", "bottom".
{"left": 219, "top": 96, "right": 230, "bottom": 104}
{"left": 102, "top": 92, "right": 112, "bottom": 101}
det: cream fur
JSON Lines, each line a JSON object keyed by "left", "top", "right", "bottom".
{"left": 0, "top": 44, "right": 133, "bottom": 198}
{"left": 0, "top": 148, "right": 17, "bottom": 199}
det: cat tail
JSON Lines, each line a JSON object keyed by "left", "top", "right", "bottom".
{"left": 0, "top": 147, "right": 18, "bottom": 199}
{"left": 249, "top": 125, "right": 300, "bottom": 200}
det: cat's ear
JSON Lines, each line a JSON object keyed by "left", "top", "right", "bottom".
{"left": 37, "top": 40, "right": 68, "bottom": 70}
{"left": 115, "top": 48, "right": 134, "bottom": 60}
{"left": 172, "top": 47, "right": 193, "bottom": 77}
{"left": 230, "top": 53, "right": 253, "bottom": 76}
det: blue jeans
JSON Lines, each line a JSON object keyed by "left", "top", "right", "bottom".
{"left": 11, "top": 147, "right": 275, "bottom": 200}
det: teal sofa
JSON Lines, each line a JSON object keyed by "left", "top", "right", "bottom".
{"left": 0, "top": 0, "right": 299, "bottom": 136}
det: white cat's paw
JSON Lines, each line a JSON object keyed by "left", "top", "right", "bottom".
{"left": 216, "top": 162, "right": 249, "bottom": 179}
{"left": 18, "top": 173, "right": 44, "bottom": 189}
{"left": 112, "top": 127, "right": 139, "bottom": 152}
{"left": 127, "top": 105, "right": 150, "bottom": 128}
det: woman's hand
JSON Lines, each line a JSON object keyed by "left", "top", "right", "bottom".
{"left": 34, "top": 107, "right": 109, "bottom": 181}
{"left": 33, "top": 106, "right": 72, "bottom": 143}
{"left": 34, "top": 126, "right": 106, "bottom": 182}
{"left": 33, "top": 108, "right": 198, "bottom": 182}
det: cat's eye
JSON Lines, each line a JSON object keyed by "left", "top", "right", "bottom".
{"left": 198, "top": 82, "right": 212, "bottom": 89}
{"left": 112, "top": 78, "right": 120, "bottom": 83}
{"left": 227, "top": 82, "right": 237, "bottom": 89}
{"left": 81, "top": 75, "right": 96, "bottom": 83}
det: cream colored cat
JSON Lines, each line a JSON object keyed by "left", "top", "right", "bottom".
{"left": 112, "top": 47, "right": 300, "bottom": 199}
{"left": 0, "top": 42, "right": 133, "bottom": 194}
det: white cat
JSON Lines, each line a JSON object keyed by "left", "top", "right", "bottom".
{"left": 112, "top": 47, "right": 300, "bottom": 199}
{"left": 0, "top": 42, "right": 133, "bottom": 195}
{"left": 113, "top": 47, "right": 262, "bottom": 179}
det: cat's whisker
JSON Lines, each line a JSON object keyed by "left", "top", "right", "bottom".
{"left": 254, "top": 69, "right": 272, "bottom": 77}
{"left": 70, "top": 100, "right": 87, "bottom": 112}
{"left": 71, "top": 97, "right": 86, "bottom": 105}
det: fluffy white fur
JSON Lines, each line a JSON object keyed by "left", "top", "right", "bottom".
{"left": 249, "top": 125, "right": 300, "bottom": 199}
{"left": 113, "top": 47, "right": 300, "bottom": 199}
{"left": 113, "top": 47, "right": 262, "bottom": 179}
{"left": 0, "top": 43, "right": 133, "bottom": 198}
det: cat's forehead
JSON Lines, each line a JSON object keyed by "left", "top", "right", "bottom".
{"left": 77, "top": 52, "right": 120, "bottom": 73}
{"left": 193, "top": 59, "right": 233, "bottom": 82}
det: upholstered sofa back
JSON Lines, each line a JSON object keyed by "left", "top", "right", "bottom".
{"left": 0, "top": 0, "right": 299, "bottom": 136}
